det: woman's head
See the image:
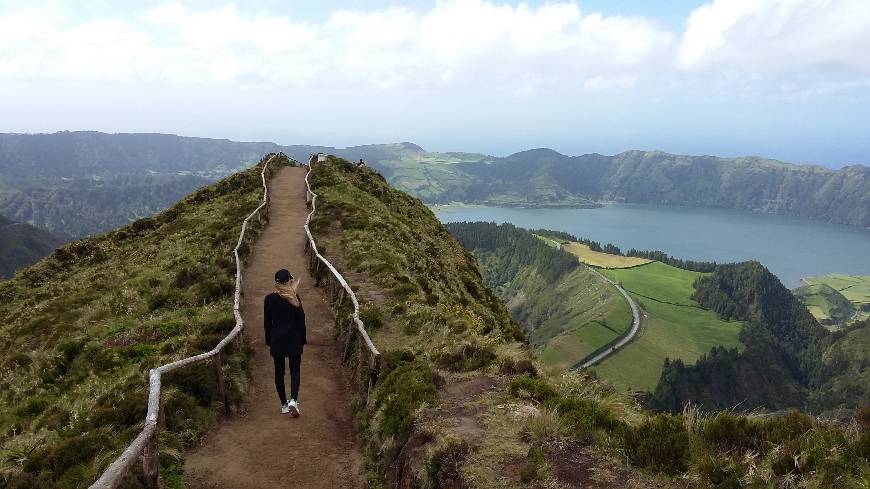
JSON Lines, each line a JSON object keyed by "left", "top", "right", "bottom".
{"left": 275, "top": 269, "right": 292, "bottom": 284}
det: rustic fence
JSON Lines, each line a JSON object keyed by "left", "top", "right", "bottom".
{"left": 303, "top": 154, "right": 381, "bottom": 399}
{"left": 89, "top": 153, "right": 282, "bottom": 489}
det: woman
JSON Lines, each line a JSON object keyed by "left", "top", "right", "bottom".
{"left": 264, "top": 269, "right": 306, "bottom": 417}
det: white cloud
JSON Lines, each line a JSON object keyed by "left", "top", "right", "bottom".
{"left": 0, "top": 0, "right": 868, "bottom": 96}
{"left": 678, "top": 0, "right": 870, "bottom": 73}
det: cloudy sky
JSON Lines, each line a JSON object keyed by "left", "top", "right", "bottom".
{"left": 1, "top": 0, "right": 869, "bottom": 167}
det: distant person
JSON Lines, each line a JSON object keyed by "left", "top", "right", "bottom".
{"left": 356, "top": 158, "right": 366, "bottom": 167}
{"left": 264, "top": 269, "right": 306, "bottom": 417}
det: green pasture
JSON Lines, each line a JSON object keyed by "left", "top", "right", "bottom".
{"left": 591, "top": 262, "right": 743, "bottom": 392}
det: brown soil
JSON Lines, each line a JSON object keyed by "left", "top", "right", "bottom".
{"left": 184, "top": 167, "right": 362, "bottom": 488}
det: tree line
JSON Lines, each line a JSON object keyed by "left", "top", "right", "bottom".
{"left": 531, "top": 228, "right": 718, "bottom": 272}
{"left": 447, "top": 222, "right": 578, "bottom": 285}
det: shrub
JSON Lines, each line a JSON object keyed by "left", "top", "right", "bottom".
{"left": 703, "top": 412, "right": 761, "bottom": 452}
{"left": 434, "top": 342, "right": 496, "bottom": 372}
{"left": 25, "top": 430, "right": 113, "bottom": 477}
{"left": 519, "top": 443, "right": 546, "bottom": 483}
{"left": 359, "top": 303, "right": 384, "bottom": 330}
{"left": 498, "top": 357, "right": 537, "bottom": 377}
{"left": 623, "top": 414, "right": 690, "bottom": 475}
{"left": 423, "top": 437, "right": 469, "bottom": 488}
{"left": 374, "top": 361, "right": 439, "bottom": 439}
{"left": 759, "top": 411, "right": 814, "bottom": 446}
{"left": 510, "top": 376, "right": 558, "bottom": 403}
{"left": 164, "top": 363, "right": 217, "bottom": 406}
{"left": 89, "top": 389, "right": 147, "bottom": 431}
{"left": 546, "top": 397, "right": 623, "bottom": 432}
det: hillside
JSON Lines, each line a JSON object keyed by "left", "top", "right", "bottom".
{"left": 794, "top": 283, "right": 856, "bottom": 328}
{"left": 0, "top": 155, "right": 293, "bottom": 487}
{"left": 445, "top": 222, "right": 632, "bottom": 371}
{"left": 336, "top": 144, "right": 870, "bottom": 228}
{"left": 0, "top": 215, "right": 66, "bottom": 279}
{"left": 0, "top": 132, "right": 286, "bottom": 237}
{"left": 652, "top": 262, "right": 842, "bottom": 413}
{"left": 305, "top": 157, "right": 869, "bottom": 488}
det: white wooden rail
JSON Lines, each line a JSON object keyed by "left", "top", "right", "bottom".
{"left": 89, "top": 154, "right": 280, "bottom": 489}
{"left": 303, "top": 154, "right": 381, "bottom": 393}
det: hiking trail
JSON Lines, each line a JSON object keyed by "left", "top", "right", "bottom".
{"left": 183, "top": 166, "right": 362, "bottom": 488}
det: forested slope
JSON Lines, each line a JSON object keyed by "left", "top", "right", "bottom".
{"left": 0, "top": 215, "right": 66, "bottom": 279}
{"left": 652, "top": 262, "right": 869, "bottom": 413}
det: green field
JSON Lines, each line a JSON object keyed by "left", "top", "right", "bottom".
{"left": 591, "top": 262, "right": 743, "bottom": 392}
{"left": 799, "top": 275, "right": 870, "bottom": 326}
{"left": 492, "top": 262, "right": 632, "bottom": 372}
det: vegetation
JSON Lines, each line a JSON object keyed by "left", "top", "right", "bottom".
{"left": 349, "top": 145, "right": 870, "bottom": 228}
{"left": 531, "top": 228, "right": 719, "bottom": 272}
{"left": 302, "top": 157, "right": 868, "bottom": 487}
{"left": 798, "top": 274, "right": 870, "bottom": 327}
{"left": 563, "top": 242, "right": 652, "bottom": 269}
{"left": 0, "top": 155, "right": 294, "bottom": 487}
{"left": 0, "top": 215, "right": 67, "bottom": 279}
{"left": 0, "top": 131, "right": 294, "bottom": 237}
{"left": 447, "top": 222, "right": 631, "bottom": 371}
{"left": 651, "top": 262, "right": 870, "bottom": 414}
{"left": 593, "top": 262, "right": 743, "bottom": 391}
{"left": 794, "top": 283, "right": 856, "bottom": 328}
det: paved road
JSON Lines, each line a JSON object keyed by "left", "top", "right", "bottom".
{"left": 577, "top": 266, "right": 641, "bottom": 369}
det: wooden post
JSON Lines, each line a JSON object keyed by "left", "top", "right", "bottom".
{"left": 337, "top": 288, "right": 345, "bottom": 309}
{"left": 213, "top": 353, "right": 228, "bottom": 415}
{"left": 142, "top": 431, "right": 158, "bottom": 485}
{"left": 366, "top": 353, "right": 381, "bottom": 408}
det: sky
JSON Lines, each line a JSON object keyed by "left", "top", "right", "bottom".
{"left": 1, "top": 0, "right": 869, "bottom": 168}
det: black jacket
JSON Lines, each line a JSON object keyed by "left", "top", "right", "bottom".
{"left": 264, "top": 292, "right": 306, "bottom": 357}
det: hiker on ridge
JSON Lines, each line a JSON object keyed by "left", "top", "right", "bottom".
{"left": 264, "top": 269, "right": 306, "bottom": 417}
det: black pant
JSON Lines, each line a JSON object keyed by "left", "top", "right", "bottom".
{"left": 273, "top": 353, "right": 301, "bottom": 404}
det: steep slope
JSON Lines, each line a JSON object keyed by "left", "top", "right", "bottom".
{"left": 0, "top": 214, "right": 66, "bottom": 278}
{"left": 305, "top": 157, "right": 869, "bottom": 488}
{"left": 794, "top": 283, "right": 856, "bottom": 327}
{"left": 652, "top": 262, "right": 835, "bottom": 412}
{"left": 0, "top": 155, "right": 294, "bottom": 488}
{"left": 446, "top": 222, "right": 632, "bottom": 371}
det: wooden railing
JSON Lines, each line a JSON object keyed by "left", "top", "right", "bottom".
{"left": 303, "top": 154, "right": 381, "bottom": 397}
{"left": 89, "top": 154, "right": 281, "bottom": 489}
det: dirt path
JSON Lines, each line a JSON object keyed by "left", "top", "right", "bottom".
{"left": 184, "top": 166, "right": 361, "bottom": 488}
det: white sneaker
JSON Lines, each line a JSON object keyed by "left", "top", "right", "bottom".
{"left": 281, "top": 401, "right": 291, "bottom": 414}
{"left": 288, "top": 399, "right": 300, "bottom": 417}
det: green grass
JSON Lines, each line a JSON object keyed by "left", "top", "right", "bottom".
{"left": 0, "top": 155, "right": 293, "bottom": 487}
{"left": 800, "top": 275, "right": 870, "bottom": 325}
{"left": 591, "top": 262, "right": 743, "bottom": 391}
{"left": 304, "top": 157, "right": 867, "bottom": 489}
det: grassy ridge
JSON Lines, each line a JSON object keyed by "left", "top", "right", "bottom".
{"left": 592, "top": 262, "right": 743, "bottom": 391}
{"left": 309, "top": 158, "right": 869, "bottom": 488}
{"left": 0, "top": 155, "right": 293, "bottom": 488}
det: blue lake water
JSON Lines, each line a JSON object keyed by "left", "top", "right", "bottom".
{"left": 433, "top": 203, "right": 870, "bottom": 288}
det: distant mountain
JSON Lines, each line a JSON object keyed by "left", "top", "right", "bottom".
{"left": 0, "top": 214, "right": 66, "bottom": 278}
{"left": 2, "top": 133, "right": 867, "bottom": 237}
{"left": 344, "top": 146, "right": 869, "bottom": 228}
{"left": 0, "top": 132, "right": 285, "bottom": 237}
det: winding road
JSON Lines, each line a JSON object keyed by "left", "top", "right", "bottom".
{"left": 577, "top": 266, "right": 641, "bottom": 369}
